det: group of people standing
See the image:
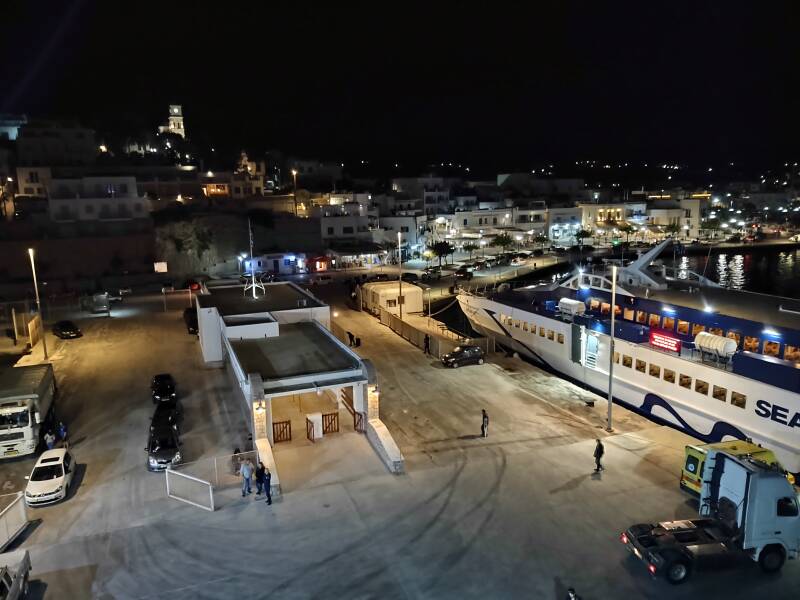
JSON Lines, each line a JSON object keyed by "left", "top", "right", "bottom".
{"left": 43, "top": 420, "right": 68, "bottom": 450}
{"left": 238, "top": 456, "right": 272, "bottom": 505}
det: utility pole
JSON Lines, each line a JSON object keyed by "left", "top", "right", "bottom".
{"left": 28, "top": 248, "right": 48, "bottom": 360}
{"left": 397, "top": 232, "right": 403, "bottom": 321}
{"left": 606, "top": 265, "right": 617, "bottom": 432}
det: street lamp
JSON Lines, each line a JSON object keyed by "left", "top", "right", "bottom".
{"left": 291, "top": 169, "right": 298, "bottom": 216}
{"left": 397, "top": 231, "right": 403, "bottom": 321}
{"left": 27, "top": 248, "right": 48, "bottom": 360}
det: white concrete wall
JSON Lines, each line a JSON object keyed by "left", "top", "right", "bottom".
{"left": 366, "top": 418, "right": 404, "bottom": 474}
{"left": 270, "top": 306, "right": 330, "bottom": 330}
{"left": 223, "top": 321, "right": 279, "bottom": 339}
{"left": 199, "top": 306, "right": 224, "bottom": 363}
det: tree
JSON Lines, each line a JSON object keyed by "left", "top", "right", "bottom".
{"left": 493, "top": 233, "right": 515, "bottom": 253}
{"left": 429, "top": 241, "right": 455, "bottom": 268}
{"left": 700, "top": 218, "right": 721, "bottom": 239}
{"left": 574, "top": 229, "right": 592, "bottom": 246}
{"left": 618, "top": 223, "right": 635, "bottom": 243}
{"left": 463, "top": 242, "right": 479, "bottom": 259}
{"left": 533, "top": 234, "right": 549, "bottom": 249}
{"left": 665, "top": 223, "right": 680, "bottom": 237}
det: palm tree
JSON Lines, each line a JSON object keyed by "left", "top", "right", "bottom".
{"left": 665, "top": 222, "right": 680, "bottom": 238}
{"left": 574, "top": 228, "right": 592, "bottom": 246}
{"left": 429, "top": 241, "right": 455, "bottom": 268}
{"left": 463, "top": 242, "right": 479, "bottom": 260}
{"left": 618, "top": 223, "right": 635, "bottom": 243}
{"left": 533, "top": 234, "right": 549, "bottom": 250}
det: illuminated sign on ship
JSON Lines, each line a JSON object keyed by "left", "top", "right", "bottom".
{"left": 650, "top": 330, "right": 681, "bottom": 353}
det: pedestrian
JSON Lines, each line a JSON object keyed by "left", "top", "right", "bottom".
{"left": 241, "top": 457, "right": 253, "bottom": 497}
{"left": 44, "top": 430, "right": 56, "bottom": 450}
{"left": 481, "top": 409, "right": 489, "bottom": 438}
{"left": 347, "top": 331, "right": 355, "bottom": 346}
{"left": 57, "top": 420, "right": 67, "bottom": 443}
{"left": 255, "top": 461, "right": 266, "bottom": 496}
{"left": 566, "top": 588, "right": 582, "bottom": 600}
{"left": 264, "top": 467, "right": 272, "bottom": 505}
{"left": 594, "top": 438, "right": 605, "bottom": 472}
{"left": 423, "top": 334, "right": 431, "bottom": 356}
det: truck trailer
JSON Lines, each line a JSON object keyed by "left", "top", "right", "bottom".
{"left": 0, "top": 364, "right": 56, "bottom": 458}
{"left": 621, "top": 450, "right": 800, "bottom": 584}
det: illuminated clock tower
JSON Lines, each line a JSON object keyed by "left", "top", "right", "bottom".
{"left": 166, "top": 105, "right": 185, "bottom": 138}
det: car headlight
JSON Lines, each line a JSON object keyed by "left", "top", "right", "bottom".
{"left": 173, "top": 452, "right": 181, "bottom": 463}
{"left": 154, "top": 395, "right": 160, "bottom": 400}
{"left": 25, "top": 491, "right": 32, "bottom": 497}
{"left": 171, "top": 392, "right": 176, "bottom": 398}
{"left": 148, "top": 457, "right": 157, "bottom": 466}
{"left": 55, "top": 485, "right": 63, "bottom": 493}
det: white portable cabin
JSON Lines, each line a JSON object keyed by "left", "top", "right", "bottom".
{"left": 558, "top": 297, "right": 586, "bottom": 322}
{"left": 361, "top": 281, "right": 424, "bottom": 316}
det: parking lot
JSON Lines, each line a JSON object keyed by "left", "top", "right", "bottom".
{"left": 2, "top": 286, "right": 798, "bottom": 599}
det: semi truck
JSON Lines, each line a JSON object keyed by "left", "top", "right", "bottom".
{"left": 621, "top": 450, "right": 800, "bottom": 584}
{"left": 0, "top": 365, "right": 56, "bottom": 458}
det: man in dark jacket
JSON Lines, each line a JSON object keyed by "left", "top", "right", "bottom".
{"left": 481, "top": 409, "right": 489, "bottom": 438}
{"left": 594, "top": 439, "right": 605, "bottom": 472}
{"left": 255, "top": 462, "right": 266, "bottom": 496}
{"left": 264, "top": 467, "right": 272, "bottom": 505}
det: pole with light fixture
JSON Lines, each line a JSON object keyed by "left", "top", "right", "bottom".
{"left": 606, "top": 264, "right": 617, "bottom": 432}
{"left": 397, "top": 231, "right": 403, "bottom": 321}
{"left": 291, "top": 169, "right": 298, "bottom": 216}
{"left": 27, "top": 248, "right": 48, "bottom": 360}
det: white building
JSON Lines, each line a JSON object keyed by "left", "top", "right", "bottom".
{"left": 360, "top": 281, "right": 424, "bottom": 316}
{"left": 243, "top": 252, "right": 307, "bottom": 275}
{"left": 46, "top": 176, "right": 148, "bottom": 223}
{"left": 547, "top": 207, "right": 583, "bottom": 245}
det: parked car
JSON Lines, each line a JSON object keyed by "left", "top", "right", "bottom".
{"left": 52, "top": 320, "right": 82, "bottom": 339}
{"left": 441, "top": 345, "right": 485, "bottom": 368}
{"left": 0, "top": 549, "right": 31, "bottom": 599}
{"left": 24, "top": 448, "right": 75, "bottom": 507}
{"left": 119, "top": 287, "right": 133, "bottom": 297}
{"left": 151, "top": 373, "right": 177, "bottom": 402}
{"left": 183, "top": 307, "right": 198, "bottom": 334}
{"left": 400, "top": 272, "right": 419, "bottom": 283}
{"left": 421, "top": 267, "right": 442, "bottom": 281}
{"left": 455, "top": 267, "right": 474, "bottom": 281}
{"left": 312, "top": 274, "right": 333, "bottom": 285}
{"left": 146, "top": 422, "right": 181, "bottom": 471}
{"left": 532, "top": 249, "right": 544, "bottom": 256}
{"left": 152, "top": 398, "right": 183, "bottom": 435}
{"left": 368, "top": 273, "right": 390, "bottom": 282}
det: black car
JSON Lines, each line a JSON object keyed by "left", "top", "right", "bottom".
{"left": 421, "top": 268, "right": 442, "bottom": 281}
{"left": 52, "top": 320, "right": 82, "bottom": 339}
{"left": 441, "top": 345, "right": 485, "bottom": 368}
{"left": 146, "top": 423, "right": 181, "bottom": 471}
{"left": 183, "top": 307, "right": 198, "bottom": 334}
{"left": 151, "top": 373, "right": 176, "bottom": 403}
{"left": 455, "top": 267, "right": 474, "bottom": 280}
{"left": 152, "top": 398, "right": 183, "bottom": 434}
{"left": 400, "top": 272, "right": 419, "bottom": 283}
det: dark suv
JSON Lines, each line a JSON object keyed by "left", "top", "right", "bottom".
{"left": 152, "top": 398, "right": 183, "bottom": 434}
{"left": 151, "top": 374, "right": 176, "bottom": 403}
{"left": 441, "top": 345, "right": 485, "bottom": 368}
{"left": 146, "top": 423, "right": 181, "bottom": 471}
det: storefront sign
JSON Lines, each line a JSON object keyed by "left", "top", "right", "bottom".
{"left": 650, "top": 330, "right": 681, "bottom": 353}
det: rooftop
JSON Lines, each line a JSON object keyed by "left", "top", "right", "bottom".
{"left": 197, "top": 282, "right": 323, "bottom": 316}
{"left": 229, "top": 322, "right": 361, "bottom": 382}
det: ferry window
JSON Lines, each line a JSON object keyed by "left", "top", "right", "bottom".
{"left": 777, "top": 497, "right": 799, "bottom": 517}
{"left": 523, "top": 322, "right": 529, "bottom": 332}
{"left": 709, "top": 327, "right": 724, "bottom": 336}
{"left": 547, "top": 330, "right": 554, "bottom": 340}
{"left": 712, "top": 385, "right": 727, "bottom": 402}
{"left": 663, "top": 316, "right": 675, "bottom": 331}
{"left": 649, "top": 364, "right": 661, "bottom": 378}
{"left": 636, "top": 310, "right": 647, "bottom": 324}
{"left": 622, "top": 355, "right": 632, "bottom": 368}
{"left": 648, "top": 314, "right": 661, "bottom": 329}
{"left": 514, "top": 320, "right": 521, "bottom": 328}
{"left": 589, "top": 299, "right": 600, "bottom": 311}
{"left": 679, "top": 374, "right": 692, "bottom": 389}
{"left": 695, "top": 379, "right": 709, "bottom": 395}
{"left": 763, "top": 340, "right": 780, "bottom": 357}
{"left": 730, "top": 391, "right": 747, "bottom": 409}
{"left": 613, "top": 352, "right": 620, "bottom": 364}
{"left": 726, "top": 331, "right": 741, "bottom": 347}
{"left": 623, "top": 308, "right": 635, "bottom": 321}
{"left": 743, "top": 336, "right": 760, "bottom": 352}
{"left": 557, "top": 333, "right": 564, "bottom": 344}
{"left": 784, "top": 345, "right": 800, "bottom": 362}
{"left": 692, "top": 324, "right": 706, "bottom": 336}
{"left": 614, "top": 305, "right": 622, "bottom": 317}
{"left": 635, "top": 359, "right": 646, "bottom": 373}
{"left": 387, "top": 299, "right": 397, "bottom": 307}
{"left": 677, "top": 320, "right": 690, "bottom": 335}
{"left": 663, "top": 368, "right": 675, "bottom": 383}
{"left": 539, "top": 326, "right": 545, "bottom": 337}
{"left": 600, "top": 303, "right": 611, "bottom": 315}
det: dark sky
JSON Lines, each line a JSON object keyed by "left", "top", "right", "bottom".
{"left": 1, "top": 1, "right": 798, "bottom": 172}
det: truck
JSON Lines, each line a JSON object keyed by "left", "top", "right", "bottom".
{"left": 0, "top": 549, "right": 31, "bottom": 599}
{"left": 621, "top": 450, "right": 800, "bottom": 584}
{"left": 0, "top": 365, "right": 56, "bottom": 459}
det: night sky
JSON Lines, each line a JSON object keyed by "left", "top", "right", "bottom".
{"left": 1, "top": 2, "right": 798, "bottom": 172}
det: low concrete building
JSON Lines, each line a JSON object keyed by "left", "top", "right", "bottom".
{"left": 361, "top": 281, "right": 424, "bottom": 316}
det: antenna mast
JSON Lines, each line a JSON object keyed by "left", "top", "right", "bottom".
{"left": 243, "top": 217, "right": 265, "bottom": 298}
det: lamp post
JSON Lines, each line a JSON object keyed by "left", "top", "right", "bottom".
{"left": 397, "top": 231, "right": 403, "bottom": 321}
{"left": 28, "top": 248, "right": 48, "bottom": 360}
{"left": 606, "top": 264, "right": 617, "bottom": 432}
{"left": 291, "top": 169, "right": 298, "bottom": 216}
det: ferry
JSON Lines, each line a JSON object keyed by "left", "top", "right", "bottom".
{"left": 457, "top": 240, "right": 800, "bottom": 475}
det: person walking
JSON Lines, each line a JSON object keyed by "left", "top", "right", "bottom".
{"left": 566, "top": 588, "right": 582, "bottom": 600}
{"left": 264, "top": 467, "right": 272, "bottom": 505}
{"left": 481, "top": 409, "right": 489, "bottom": 438}
{"left": 347, "top": 331, "right": 355, "bottom": 347}
{"left": 255, "top": 461, "right": 266, "bottom": 496}
{"left": 594, "top": 438, "right": 605, "bottom": 472}
{"left": 240, "top": 457, "right": 254, "bottom": 497}
{"left": 44, "top": 430, "right": 56, "bottom": 450}
{"left": 423, "top": 334, "right": 431, "bottom": 356}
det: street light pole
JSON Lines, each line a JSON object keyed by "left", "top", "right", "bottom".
{"left": 397, "top": 231, "right": 403, "bottom": 321}
{"left": 28, "top": 248, "right": 48, "bottom": 360}
{"left": 606, "top": 264, "right": 617, "bottom": 432}
{"left": 291, "top": 169, "right": 298, "bottom": 216}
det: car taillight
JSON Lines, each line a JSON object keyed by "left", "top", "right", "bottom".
{"left": 620, "top": 532, "right": 628, "bottom": 544}
{"left": 648, "top": 564, "right": 656, "bottom": 575}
